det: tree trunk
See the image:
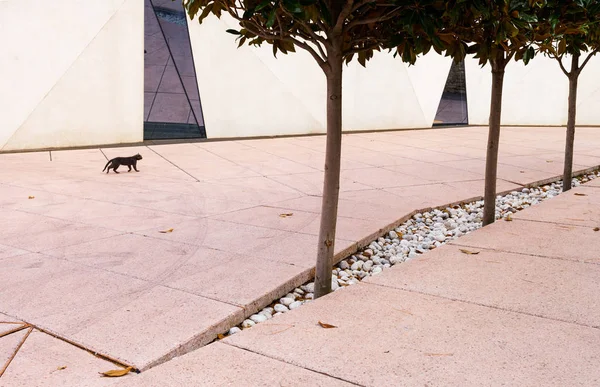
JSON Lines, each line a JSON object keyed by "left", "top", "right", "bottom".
{"left": 563, "top": 54, "right": 579, "bottom": 192}
{"left": 482, "top": 60, "right": 506, "bottom": 226}
{"left": 314, "top": 53, "right": 343, "bottom": 299}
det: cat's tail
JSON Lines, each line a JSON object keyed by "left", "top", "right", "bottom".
{"left": 102, "top": 159, "right": 111, "bottom": 172}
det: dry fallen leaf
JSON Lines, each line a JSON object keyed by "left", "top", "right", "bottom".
{"left": 546, "top": 160, "right": 553, "bottom": 163}
{"left": 574, "top": 193, "right": 587, "bottom": 196}
{"left": 57, "top": 366, "right": 67, "bottom": 371}
{"left": 217, "top": 334, "right": 226, "bottom": 340}
{"left": 159, "top": 228, "right": 174, "bottom": 233}
{"left": 279, "top": 213, "right": 294, "bottom": 218}
{"left": 459, "top": 249, "right": 480, "bottom": 255}
{"left": 594, "top": 227, "right": 600, "bottom": 232}
{"left": 99, "top": 366, "right": 132, "bottom": 378}
{"left": 505, "top": 214, "right": 513, "bottom": 222}
{"left": 28, "top": 196, "right": 35, "bottom": 199}
{"left": 318, "top": 321, "right": 337, "bottom": 329}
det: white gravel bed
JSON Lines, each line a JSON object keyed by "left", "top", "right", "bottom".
{"left": 224, "top": 171, "right": 600, "bottom": 337}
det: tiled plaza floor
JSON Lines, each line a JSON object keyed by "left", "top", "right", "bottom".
{"left": 1, "top": 126, "right": 599, "bottom": 385}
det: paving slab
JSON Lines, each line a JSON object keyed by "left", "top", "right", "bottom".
{"left": 18, "top": 198, "right": 197, "bottom": 233}
{"left": 583, "top": 177, "right": 600, "bottom": 187}
{"left": 364, "top": 244, "right": 600, "bottom": 327}
{"left": 224, "top": 283, "right": 600, "bottom": 387}
{"left": 451, "top": 219, "right": 600, "bottom": 264}
{"left": 440, "top": 159, "right": 562, "bottom": 185}
{"left": 248, "top": 232, "right": 357, "bottom": 269}
{"left": 1, "top": 328, "right": 30, "bottom": 376}
{"left": 119, "top": 342, "right": 353, "bottom": 387}
{"left": 1, "top": 329, "right": 122, "bottom": 387}
{"left": 1, "top": 126, "right": 600, "bottom": 379}
{"left": 511, "top": 186, "right": 600, "bottom": 228}
{"left": 0, "top": 254, "right": 242, "bottom": 370}
{"left": 0, "top": 209, "right": 122, "bottom": 253}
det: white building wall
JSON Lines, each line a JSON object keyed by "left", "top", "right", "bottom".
{"left": 2, "top": 2, "right": 598, "bottom": 152}
{"left": 187, "top": 14, "right": 453, "bottom": 138}
{"left": 465, "top": 54, "right": 600, "bottom": 126}
{"left": 0, "top": 0, "right": 143, "bottom": 151}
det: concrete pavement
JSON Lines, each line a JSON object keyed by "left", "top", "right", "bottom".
{"left": 1, "top": 126, "right": 600, "bottom": 384}
{"left": 119, "top": 183, "right": 600, "bottom": 386}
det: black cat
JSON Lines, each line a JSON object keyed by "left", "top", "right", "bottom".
{"left": 102, "top": 154, "right": 143, "bottom": 174}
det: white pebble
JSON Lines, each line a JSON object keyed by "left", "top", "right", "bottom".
{"left": 274, "top": 303, "right": 288, "bottom": 313}
{"left": 250, "top": 314, "right": 267, "bottom": 323}
{"left": 280, "top": 297, "right": 295, "bottom": 306}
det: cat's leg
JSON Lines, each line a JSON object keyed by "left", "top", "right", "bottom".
{"left": 133, "top": 161, "right": 139, "bottom": 172}
{"left": 113, "top": 165, "right": 120, "bottom": 174}
{"left": 128, "top": 165, "right": 132, "bottom": 172}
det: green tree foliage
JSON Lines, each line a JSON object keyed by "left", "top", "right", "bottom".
{"left": 440, "top": 0, "right": 541, "bottom": 226}
{"left": 533, "top": 0, "right": 600, "bottom": 191}
{"left": 184, "top": 0, "right": 444, "bottom": 298}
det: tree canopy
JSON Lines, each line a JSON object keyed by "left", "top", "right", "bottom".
{"left": 533, "top": 0, "right": 600, "bottom": 75}
{"left": 184, "top": 0, "right": 446, "bottom": 73}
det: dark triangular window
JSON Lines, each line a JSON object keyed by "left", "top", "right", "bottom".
{"left": 433, "top": 61, "right": 468, "bottom": 126}
{"left": 144, "top": 0, "right": 206, "bottom": 140}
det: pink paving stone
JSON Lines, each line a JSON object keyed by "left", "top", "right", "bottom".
{"left": 2, "top": 126, "right": 600, "bottom": 379}
{"left": 1, "top": 330, "right": 122, "bottom": 387}
{"left": 0, "top": 209, "right": 122, "bottom": 253}
{"left": 381, "top": 182, "right": 515, "bottom": 212}
{"left": 69, "top": 286, "right": 242, "bottom": 371}
{"left": 340, "top": 167, "right": 435, "bottom": 188}
{"left": 185, "top": 180, "right": 304, "bottom": 205}
{"left": 225, "top": 283, "right": 600, "bottom": 386}
{"left": 248, "top": 232, "right": 356, "bottom": 269}
{"left": 441, "top": 179, "right": 524, "bottom": 201}
{"left": 451, "top": 219, "right": 600, "bottom": 264}
{"left": 120, "top": 342, "right": 353, "bottom": 387}
{"left": 511, "top": 186, "right": 600, "bottom": 228}
{"left": 0, "top": 312, "right": 21, "bottom": 324}
{"left": 534, "top": 152, "right": 600, "bottom": 168}
{"left": 384, "top": 161, "right": 484, "bottom": 182}
{"left": 274, "top": 194, "right": 416, "bottom": 226}
{"left": 383, "top": 146, "right": 477, "bottom": 163}
{"left": 210, "top": 206, "right": 321, "bottom": 233}
{"left": 0, "top": 243, "right": 28, "bottom": 260}
{"left": 136, "top": 218, "right": 293, "bottom": 253}
{"left": 499, "top": 155, "right": 591, "bottom": 176}
{"left": 1, "top": 329, "right": 30, "bottom": 376}
{"left": 202, "top": 175, "right": 306, "bottom": 195}
{"left": 584, "top": 178, "right": 600, "bottom": 187}
{"left": 42, "top": 233, "right": 202, "bottom": 281}
{"left": 0, "top": 254, "right": 242, "bottom": 370}
{"left": 235, "top": 157, "right": 319, "bottom": 176}
{"left": 184, "top": 163, "right": 262, "bottom": 181}
{"left": 18, "top": 198, "right": 197, "bottom": 233}
{"left": 364, "top": 244, "right": 600, "bottom": 327}
{"left": 439, "top": 159, "right": 562, "bottom": 185}
{"left": 297, "top": 214, "right": 389, "bottom": 243}
{"left": 268, "top": 171, "right": 373, "bottom": 195}
{"left": 161, "top": 248, "right": 311, "bottom": 312}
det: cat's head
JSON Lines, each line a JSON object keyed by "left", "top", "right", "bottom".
{"left": 135, "top": 153, "right": 143, "bottom": 160}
